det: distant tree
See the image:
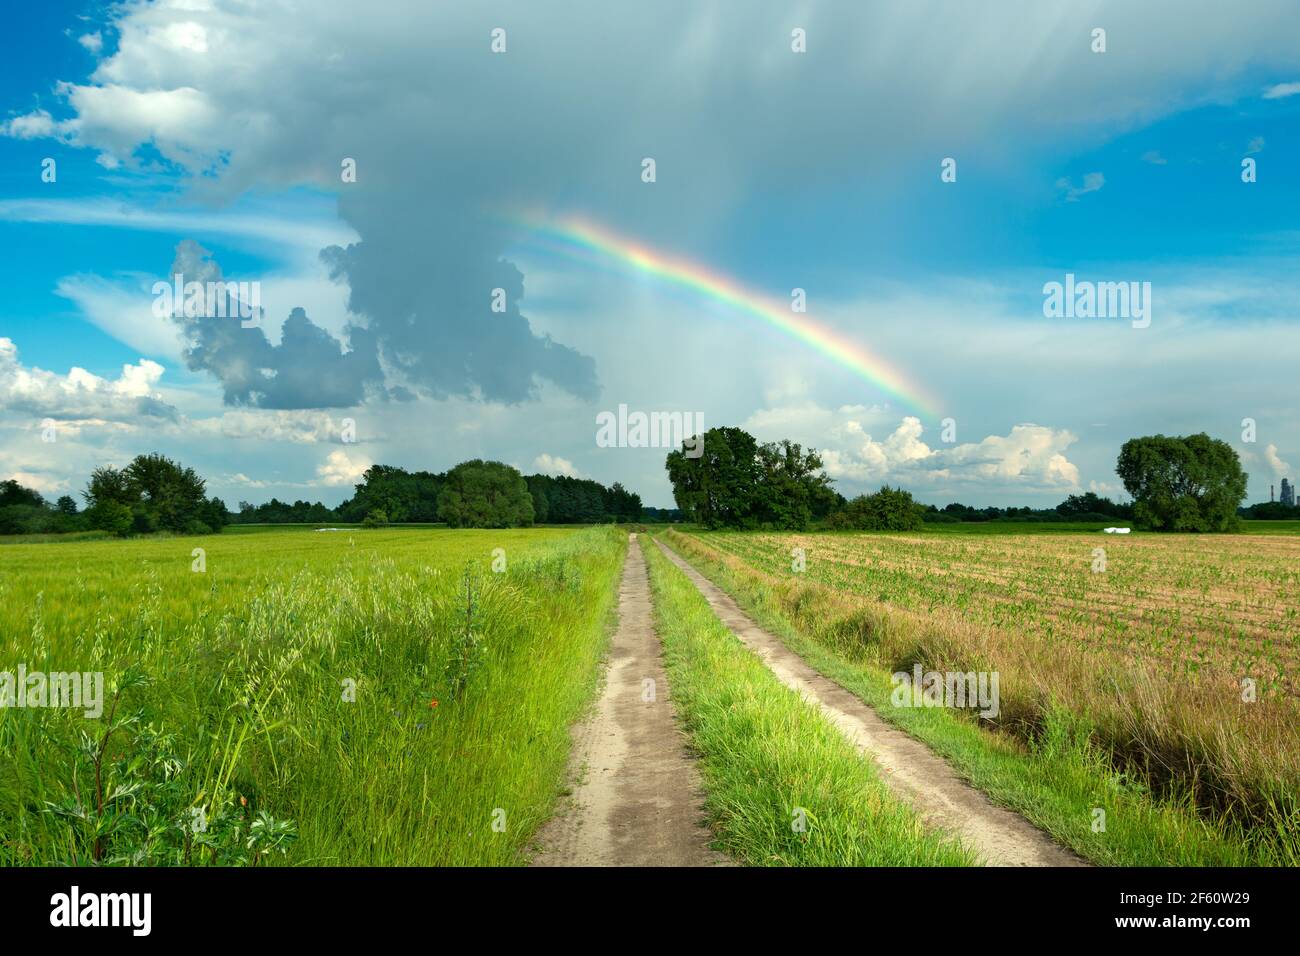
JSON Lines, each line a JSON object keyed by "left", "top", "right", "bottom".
{"left": 362, "top": 509, "right": 389, "bottom": 528}
{"left": 0, "top": 479, "right": 45, "bottom": 509}
{"left": 80, "top": 454, "right": 225, "bottom": 535}
{"left": 1056, "top": 491, "right": 1131, "bottom": 520}
{"left": 827, "top": 485, "right": 924, "bottom": 531}
{"left": 437, "top": 460, "right": 534, "bottom": 528}
{"left": 55, "top": 495, "right": 78, "bottom": 515}
{"left": 339, "top": 465, "right": 443, "bottom": 523}
{"left": 1116, "top": 434, "right": 1247, "bottom": 532}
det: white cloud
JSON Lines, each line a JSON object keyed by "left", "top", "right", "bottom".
{"left": 0, "top": 198, "right": 356, "bottom": 254}
{"left": 1264, "top": 443, "right": 1291, "bottom": 477}
{"left": 1056, "top": 171, "right": 1105, "bottom": 202}
{"left": 78, "top": 32, "right": 104, "bottom": 55}
{"left": 314, "top": 449, "right": 370, "bottom": 487}
{"left": 0, "top": 109, "right": 75, "bottom": 142}
{"left": 753, "top": 408, "right": 1081, "bottom": 493}
{"left": 188, "top": 410, "right": 366, "bottom": 445}
{"left": 1262, "top": 81, "right": 1300, "bottom": 99}
{"left": 55, "top": 273, "right": 187, "bottom": 361}
{"left": 0, "top": 337, "right": 177, "bottom": 423}
{"left": 532, "top": 453, "right": 582, "bottom": 478}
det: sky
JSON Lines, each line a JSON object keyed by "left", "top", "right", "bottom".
{"left": 1, "top": 0, "right": 1297, "bottom": 509}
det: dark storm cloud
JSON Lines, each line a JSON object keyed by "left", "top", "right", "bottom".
{"left": 320, "top": 206, "right": 598, "bottom": 404}
{"left": 169, "top": 240, "right": 384, "bottom": 409}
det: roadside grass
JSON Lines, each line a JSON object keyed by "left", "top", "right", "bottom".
{"left": 661, "top": 529, "right": 1294, "bottom": 866}
{"left": 641, "top": 537, "right": 975, "bottom": 866}
{"left": 0, "top": 526, "right": 624, "bottom": 866}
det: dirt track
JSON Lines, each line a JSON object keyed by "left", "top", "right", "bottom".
{"left": 654, "top": 537, "right": 1085, "bottom": 868}
{"left": 530, "top": 535, "right": 731, "bottom": 867}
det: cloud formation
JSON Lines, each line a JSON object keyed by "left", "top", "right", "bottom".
{"left": 0, "top": 337, "right": 177, "bottom": 422}
{"left": 167, "top": 241, "right": 385, "bottom": 409}
{"left": 750, "top": 408, "right": 1081, "bottom": 492}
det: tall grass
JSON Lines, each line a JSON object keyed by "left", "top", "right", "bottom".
{"left": 0, "top": 526, "right": 625, "bottom": 865}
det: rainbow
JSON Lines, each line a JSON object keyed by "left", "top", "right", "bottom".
{"left": 509, "top": 212, "right": 941, "bottom": 418}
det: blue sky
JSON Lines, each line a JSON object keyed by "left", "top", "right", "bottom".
{"left": 1, "top": 1, "right": 1298, "bottom": 508}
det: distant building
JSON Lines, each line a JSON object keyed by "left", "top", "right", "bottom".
{"left": 1283, "top": 478, "right": 1296, "bottom": 508}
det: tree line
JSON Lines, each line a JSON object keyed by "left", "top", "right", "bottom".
{"left": 0, "top": 430, "right": 1266, "bottom": 537}
{"left": 0, "top": 454, "right": 230, "bottom": 537}
{"left": 2, "top": 454, "right": 645, "bottom": 537}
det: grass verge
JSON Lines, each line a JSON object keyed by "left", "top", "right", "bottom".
{"left": 642, "top": 537, "right": 974, "bottom": 866}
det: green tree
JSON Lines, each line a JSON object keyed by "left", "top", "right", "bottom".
{"left": 752, "top": 440, "right": 832, "bottom": 530}
{"left": 55, "top": 495, "right": 78, "bottom": 516}
{"left": 827, "top": 485, "right": 924, "bottom": 531}
{"left": 81, "top": 455, "right": 226, "bottom": 535}
{"left": 665, "top": 426, "right": 760, "bottom": 529}
{"left": 87, "top": 500, "right": 134, "bottom": 537}
{"left": 665, "top": 427, "right": 834, "bottom": 530}
{"left": 1116, "top": 434, "right": 1247, "bottom": 532}
{"left": 437, "top": 460, "right": 534, "bottom": 528}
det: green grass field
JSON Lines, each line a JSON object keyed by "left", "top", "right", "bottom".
{"left": 0, "top": 526, "right": 625, "bottom": 865}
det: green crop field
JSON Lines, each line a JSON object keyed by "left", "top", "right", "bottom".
{"left": 0, "top": 526, "right": 625, "bottom": 866}
{"left": 664, "top": 526, "right": 1300, "bottom": 863}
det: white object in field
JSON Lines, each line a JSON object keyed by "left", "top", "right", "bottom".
{"left": 1103, "top": 527, "right": 1130, "bottom": 534}
{"left": 316, "top": 527, "right": 344, "bottom": 532}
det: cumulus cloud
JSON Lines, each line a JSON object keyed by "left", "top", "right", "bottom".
{"left": 1264, "top": 443, "right": 1291, "bottom": 477}
{"left": 315, "top": 449, "right": 370, "bottom": 487}
{"left": 0, "top": 337, "right": 177, "bottom": 423}
{"left": 753, "top": 408, "right": 1081, "bottom": 492}
{"left": 532, "top": 453, "right": 582, "bottom": 478}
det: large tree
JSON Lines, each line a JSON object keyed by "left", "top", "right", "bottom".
{"left": 83, "top": 454, "right": 228, "bottom": 535}
{"left": 665, "top": 426, "right": 834, "bottom": 530}
{"left": 1116, "top": 434, "right": 1247, "bottom": 532}
{"left": 437, "top": 460, "right": 534, "bottom": 528}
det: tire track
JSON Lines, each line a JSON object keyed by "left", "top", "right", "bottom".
{"left": 530, "top": 535, "right": 732, "bottom": 867}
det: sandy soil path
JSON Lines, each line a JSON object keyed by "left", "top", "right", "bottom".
{"left": 655, "top": 537, "right": 1085, "bottom": 868}
{"left": 530, "top": 535, "right": 732, "bottom": 867}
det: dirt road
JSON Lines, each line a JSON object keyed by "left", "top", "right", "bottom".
{"left": 654, "top": 537, "right": 1085, "bottom": 867}
{"left": 530, "top": 535, "right": 731, "bottom": 867}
